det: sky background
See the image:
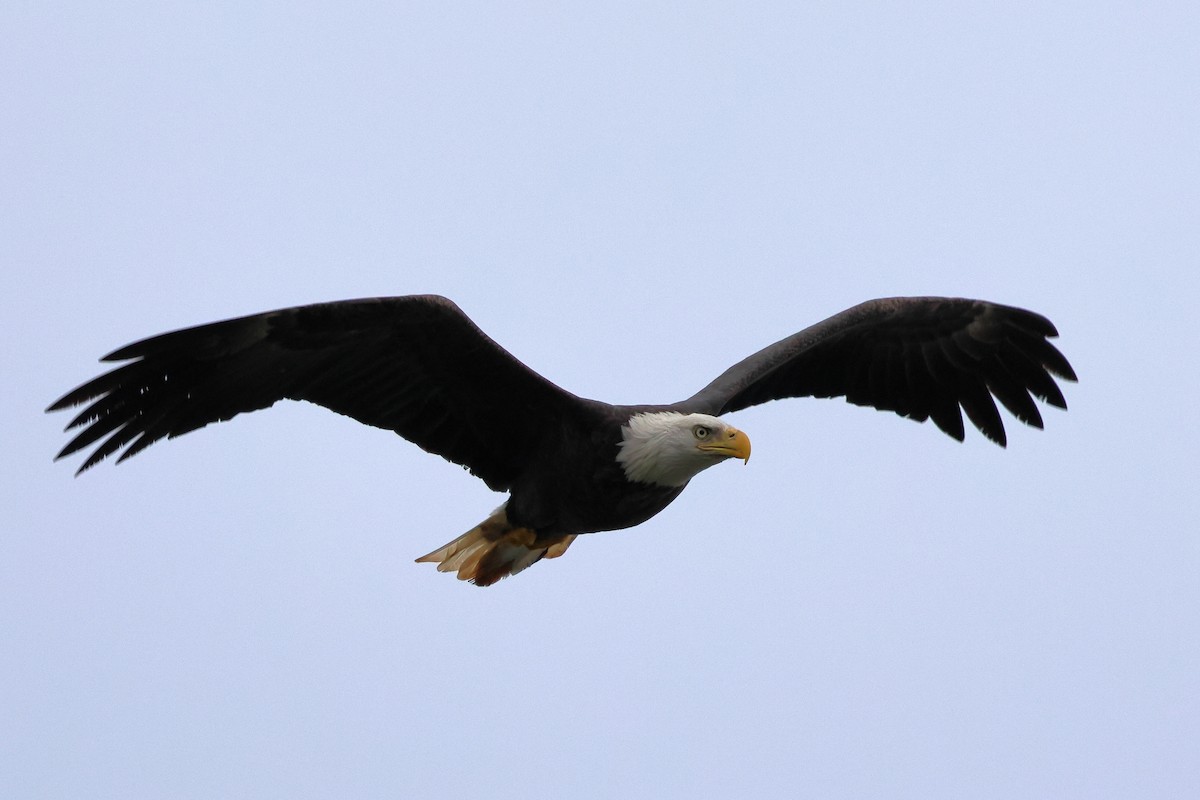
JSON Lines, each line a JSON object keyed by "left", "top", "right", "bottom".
{"left": 3, "top": 2, "right": 1198, "bottom": 798}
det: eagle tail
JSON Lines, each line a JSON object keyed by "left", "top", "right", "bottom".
{"left": 415, "top": 505, "right": 576, "bottom": 586}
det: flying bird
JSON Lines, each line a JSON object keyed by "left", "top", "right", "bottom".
{"left": 48, "top": 295, "right": 1076, "bottom": 586}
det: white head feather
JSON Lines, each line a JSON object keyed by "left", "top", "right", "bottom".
{"left": 616, "top": 411, "right": 750, "bottom": 487}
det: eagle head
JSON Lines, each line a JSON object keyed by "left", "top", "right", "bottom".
{"left": 616, "top": 411, "right": 751, "bottom": 487}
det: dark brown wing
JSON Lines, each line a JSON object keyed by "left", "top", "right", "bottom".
{"left": 676, "top": 297, "right": 1076, "bottom": 446}
{"left": 48, "top": 295, "right": 597, "bottom": 489}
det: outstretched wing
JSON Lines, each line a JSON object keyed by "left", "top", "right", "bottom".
{"left": 677, "top": 297, "right": 1076, "bottom": 446}
{"left": 48, "top": 295, "right": 593, "bottom": 489}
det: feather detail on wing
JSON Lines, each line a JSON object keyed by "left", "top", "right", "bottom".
{"left": 677, "top": 297, "right": 1076, "bottom": 446}
{"left": 47, "top": 296, "right": 596, "bottom": 487}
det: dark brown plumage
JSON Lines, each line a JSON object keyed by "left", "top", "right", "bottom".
{"left": 678, "top": 297, "right": 1075, "bottom": 447}
{"left": 48, "top": 295, "right": 1076, "bottom": 584}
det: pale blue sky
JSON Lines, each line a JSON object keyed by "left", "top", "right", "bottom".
{"left": 3, "top": 3, "right": 1198, "bottom": 798}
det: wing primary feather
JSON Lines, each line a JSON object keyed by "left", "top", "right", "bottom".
{"left": 48, "top": 361, "right": 143, "bottom": 413}
{"left": 914, "top": 342, "right": 968, "bottom": 440}
{"left": 114, "top": 430, "right": 162, "bottom": 465}
{"left": 1003, "top": 324, "right": 1078, "bottom": 381}
{"left": 1003, "top": 307, "right": 1060, "bottom": 339}
{"left": 929, "top": 399, "right": 967, "bottom": 441}
{"left": 958, "top": 378, "right": 1007, "bottom": 447}
{"left": 77, "top": 424, "right": 140, "bottom": 474}
{"left": 57, "top": 411, "right": 129, "bottom": 461}
{"left": 985, "top": 368, "right": 1044, "bottom": 429}
{"left": 997, "top": 349, "right": 1068, "bottom": 410}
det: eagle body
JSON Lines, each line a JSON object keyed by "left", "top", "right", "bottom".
{"left": 49, "top": 295, "right": 1075, "bottom": 586}
{"left": 503, "top": 411, "right": 684, "bottom": 536}
{"left": 502, "top": 406, "right": 749, "bottom": 531}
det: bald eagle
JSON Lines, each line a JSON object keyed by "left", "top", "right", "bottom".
{"left": 48, "top": 295, "right": 1075, "bottom": 586}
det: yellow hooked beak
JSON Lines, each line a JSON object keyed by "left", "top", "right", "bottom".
{"left": 698, "top": 427, "right": 751, "bottom": 464}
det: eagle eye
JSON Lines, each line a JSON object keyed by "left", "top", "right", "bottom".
{"left": 693, "top": 425, "right": 711, "bottom": 440}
